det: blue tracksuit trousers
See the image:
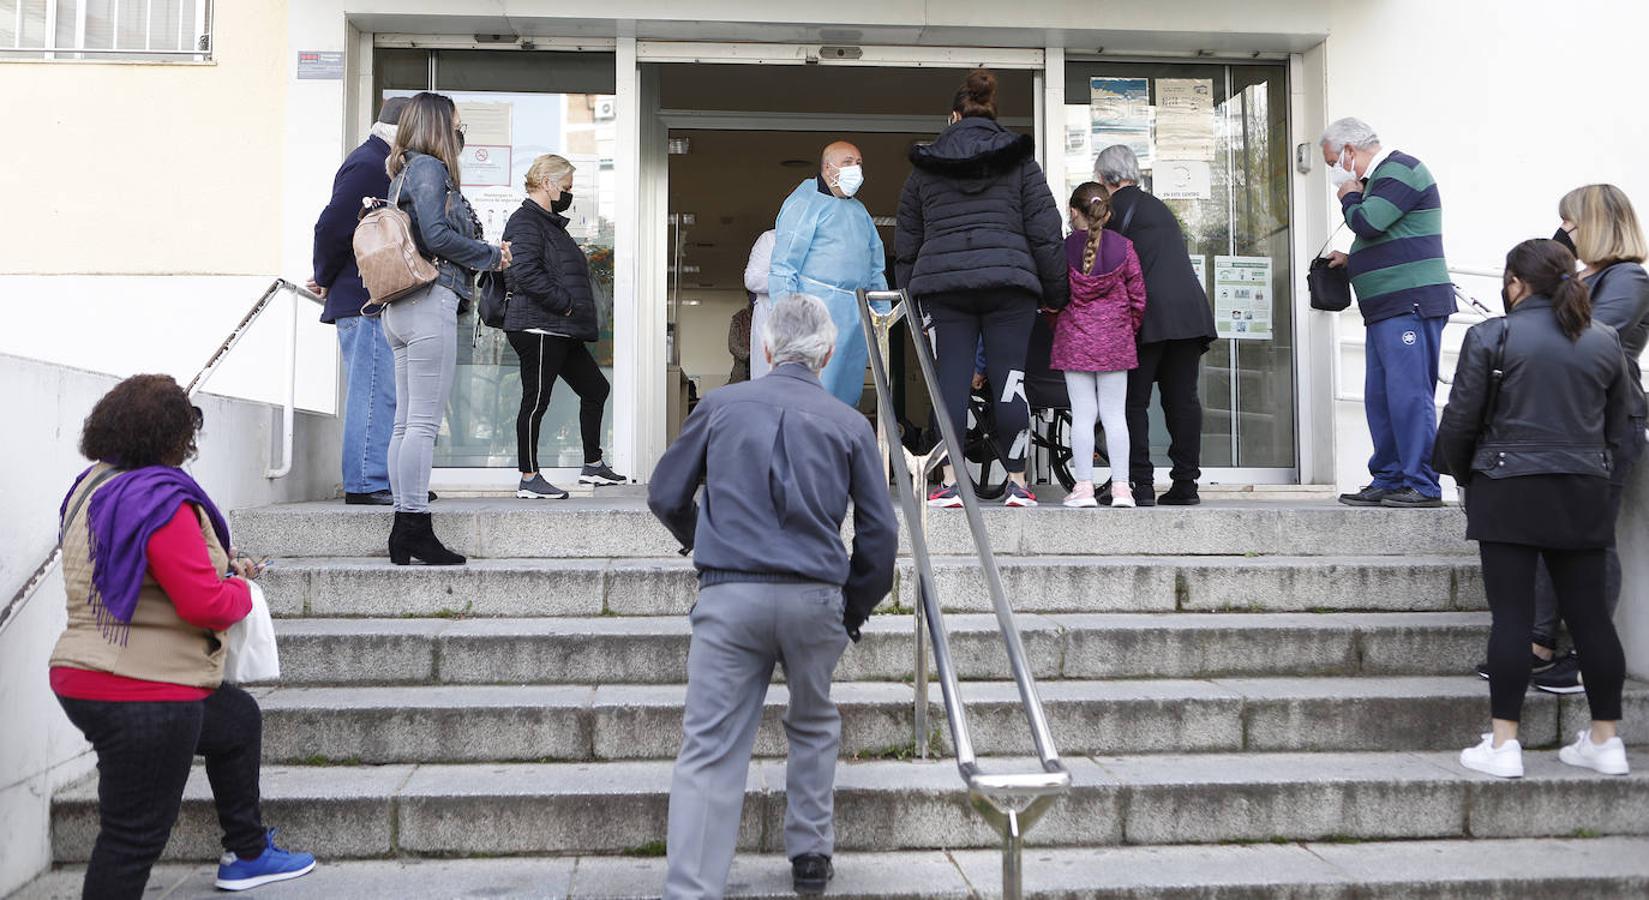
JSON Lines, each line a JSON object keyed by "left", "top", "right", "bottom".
{"left": 1364, "top": 307, "right": 1448, "bottom": 498}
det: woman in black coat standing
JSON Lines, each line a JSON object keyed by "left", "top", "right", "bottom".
{"left": 1438, "top": 238, "right": 1635, "bottom": 780}
{"left": 896, "top": 68, "right": 1069, "bottom": 509}
{"left": 503, "top": 154, "right": 626, "bottom": 499}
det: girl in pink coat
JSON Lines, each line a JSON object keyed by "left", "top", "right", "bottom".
{"left": 1049, "top": 183, "right": 1148, "bottom": 508}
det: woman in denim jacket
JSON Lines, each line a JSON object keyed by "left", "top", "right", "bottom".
{"left": 382, "top": 92, "right": 509, "bottom": 565}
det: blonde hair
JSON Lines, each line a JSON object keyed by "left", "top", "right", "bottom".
{"left": 1559, "top": 184, "right": 1648, "bottom": 267}
{"left": 525, "top": 154, "right": 576, "bottom": 192}
{"left": 386, "top": 92, "right": 463, "bottom": 184}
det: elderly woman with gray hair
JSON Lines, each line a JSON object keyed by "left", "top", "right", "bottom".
{"left": 1091, "top": 144, "right": 1217, "bottom": 506}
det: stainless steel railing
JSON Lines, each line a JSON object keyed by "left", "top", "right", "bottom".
{"left": 858, "top": 289, "right": 1072, "bottom": 899}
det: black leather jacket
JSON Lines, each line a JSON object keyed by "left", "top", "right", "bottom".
{"left": 1436, "top": 295, "right": 1638, "bottom": 482}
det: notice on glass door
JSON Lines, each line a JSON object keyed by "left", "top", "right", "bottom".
{"left": 1090, "top": 77, "right": 1153, "bottom": 170}
{"left": 1154, "top": 78, "right": 1217, "bottom": 161}
{"left": 1213, "top": 255, "right": 1273, "bottom": 341}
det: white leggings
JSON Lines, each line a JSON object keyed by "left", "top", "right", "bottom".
{"left": 1063, "top": 370, "right": 1130, "bottom": 484}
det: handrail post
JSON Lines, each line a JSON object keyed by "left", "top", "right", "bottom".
{"left": 1002, "top": 808, "right": 1024, "bottom": 900}
{"left": 913, "top": 473, "right": 930, "bottom": 759}
{"left": 866, "top": 300, "right": 904, "bottom": 481}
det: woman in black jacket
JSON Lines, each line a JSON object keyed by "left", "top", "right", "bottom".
{"left": 502, "top": 154, "right": 625, "bottom": 499}
{"left": 1438, "top": 238, "right": 1635, "bottom": 780}
{"left": 1516, "top": 184, "right": 1649, "bottom": 691}
{"left": 896, "top": 68, "right": 1068, "bottom": 508}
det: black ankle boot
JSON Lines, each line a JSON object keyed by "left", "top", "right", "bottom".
{"left": 389, "top": 512, "right": 466, "bottom": 566}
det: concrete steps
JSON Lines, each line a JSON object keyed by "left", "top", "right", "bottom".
{"left": 243, "top": 678, "right": 1649, "bottom": 765}
{"left": 231, "top": 499, "right": 1473, "bottom": 559}
{"left": 271, "top": 612, "right": 1495, "bottom": 685}
{"left": 50, "top": 753, "right": 1649, "bottom": 862}
{"left": 257, "top": 555, "right": 1485, "bottom": 618}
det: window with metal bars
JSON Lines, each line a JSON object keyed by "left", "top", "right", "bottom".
{"left": 0, "top": 0, "right": 211, "bottom": 61}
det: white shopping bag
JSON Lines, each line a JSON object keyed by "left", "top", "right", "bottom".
{"left": 224, "top": 580, "right": 281, "bottom": 683}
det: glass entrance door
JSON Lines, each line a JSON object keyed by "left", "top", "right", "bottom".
{"left": 1063, "top": 60, "right": 1296, "bottom": 478}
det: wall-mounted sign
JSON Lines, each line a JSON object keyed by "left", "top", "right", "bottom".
{"left": 296, "top": 51, "right": 343, "bottom": 80}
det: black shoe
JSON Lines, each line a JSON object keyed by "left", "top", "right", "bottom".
{"left": 579, "top": 460, "right": 627, "bottom": 486}
{"left": 1131, "top": 480, "right": 1157, "bottom": 508}
{"left": 1380, "top": 488, "right": 1444, "bottom": 508}
{"left": 1474, "top": 654, "right": 1558, "bottom": 680}
{"left": 1158, "top": 481, "right": 1201, "bottom": 506}
{"left": 428, "top": 490, "right": 439, "bottom": 502}
{"left": 345, "top": 490, "right": 394, "bottom": 506}
{"left": 1337, "top": 485, "right": 1391, "bottom": 507}
{"left": 1534, "top": 652, "right": 1585, "bottom": 694}
{"left": 792, "top": 853, "right": 833, "bottom": 896}
{"left": 388, "top": 512, "right": 466, "bottom": 566}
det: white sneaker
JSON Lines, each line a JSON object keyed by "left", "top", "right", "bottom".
{"left": 1559, "top": 729, "right": 1630, "bottom": 775}
{"left": 1459, "top": 733, "right": 1524, "bottom": 778}
{"left": 1110, "top": 481, "right": 1136, "bottom": 509}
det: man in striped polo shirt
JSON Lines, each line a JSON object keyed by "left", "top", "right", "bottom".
{"left": 1323, "top": 117, "right": 1453, "bottom": 508}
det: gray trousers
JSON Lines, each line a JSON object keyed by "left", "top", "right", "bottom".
{"left": 382, "top": 283, "right": 458, "bottom": 513}
{"left": 1533, "top": 479, "right": 1627, "bottom": 649}
{"left": 664, "top": 580, "right": 851, "bottom": 900}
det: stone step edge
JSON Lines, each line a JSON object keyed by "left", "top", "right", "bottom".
{"left": 25, "top": 838, "right": 1649, "bottom": 899}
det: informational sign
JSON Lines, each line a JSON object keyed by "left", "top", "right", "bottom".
{"left": 1213, "top": 255, "right": 1273, "bottom": 341}
{"left": 1154, "top": 78, "right": 1217, "bottom": 161}
{"left": 1156, "top": 160, "right": 1212, "bottom": 200}
{"left": 1090, "top": 77, "right": 1153, "bottom": 171}
{"left": 1190, "top": 254, "right": 1207, "bottom": 288}
{"left": 296, "top": 50, "right": 344, "bottom": 80}
{"left": 461, "top": 146, "right": 512, "bottom": 188}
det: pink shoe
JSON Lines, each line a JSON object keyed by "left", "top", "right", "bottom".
{"left": 1110, "top": 481, "right": 1136, "bottom": 509}
{"left": 1064, "top": 481, "right": 1098, "bottom": 508}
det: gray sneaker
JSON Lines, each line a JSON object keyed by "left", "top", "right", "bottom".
{"left": 579, "top": 460, "right": 627, "bottom": 486}
{"left": 516, "top": 474, "right": 569, "bottom": 500}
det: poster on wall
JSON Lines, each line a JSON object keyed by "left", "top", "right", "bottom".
{"left": 1190, "top": 254, "right": 1207, "bottom": 288}
{"left": 1090, "top": 77, "right": 1153, "bottom": 171}
{"left": 1213, "top": 255, "right": 1273, "bottom": 341}
{"left": 1156, "top": 160, "right": 1212, "bottom": 200}
{"left": 1154, "top": 78, "right": 1217, "bottom": 161}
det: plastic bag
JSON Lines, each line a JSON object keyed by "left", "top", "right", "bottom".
{"left": 224, "top": 580, "right": 280, "bottom": 683}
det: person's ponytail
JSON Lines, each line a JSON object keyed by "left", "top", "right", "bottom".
{"left": 1069, "top": 182, "right": 1111, "bottom": 275}
{"left": 952, "top": 68, "right": 998, "bottom": 120}
{"left": 1505, "top": 238, "right": 1592, "bottom": 340}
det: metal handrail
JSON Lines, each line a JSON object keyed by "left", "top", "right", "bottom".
{"left": 858, "top": 289, "right": 1071, "bottom": 899}
{"left": 0, "top": 278, "right": 321, "bottom": 639}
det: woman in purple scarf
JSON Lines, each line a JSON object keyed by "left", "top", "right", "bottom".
{"left": 49, "top": 375, "right": 316, "bottom": 897}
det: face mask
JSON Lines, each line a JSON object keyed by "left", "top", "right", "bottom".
{"left": 834, "top": 164, "right": 865, "bottom": 198}
{"left": 551, "top": 190, "right": 574, "bottom": 214}
{"left": 1553, "top": 225, "right": 1577, "bottom": 255}
{"left": 455, "top": 128, "right": 466, "bottom": 152}
{"left": 1327, "top": 150, "right": 1358, "bottom": 187}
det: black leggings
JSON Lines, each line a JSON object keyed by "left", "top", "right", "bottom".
{"left": 57, "top": 685, "right": 266, "bottom": 900}
{"left": 924, "top": 292, "right": 1036, "bottom": 474}
{"left": 507, "top": 331, "right": 610, "bottom": 472}
{"left": 1479, "top": 542, "right": 1625, "bottom": 723}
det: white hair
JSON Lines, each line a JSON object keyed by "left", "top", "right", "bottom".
{"left": 1093, "top": 144, "right": 1141, "bottom": 186}
{"left": 1320, "top": 117, "right": 1381, "bottom": 153}
{"left": 764, "top": 294, "right": 837, "bottom": 371}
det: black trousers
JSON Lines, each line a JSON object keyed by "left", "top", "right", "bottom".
{"left": 925, "top": 292, "right": 1036, "bottom": 474}
{"left": 1127, "top": 338, "right": 1205, "bottom": 484}
{"left": 56, "top": 685, "right": 266, "bottom": 900}
{"left": 1479, "top": 542, "right": 1625, "bottom": 723}
{"left": 507, "top": 331, "right": 610, "bottom": 472}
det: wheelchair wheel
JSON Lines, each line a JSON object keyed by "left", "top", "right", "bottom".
{"left": 1037, "top": 409, "right": 1077, "bottom": 491}
{"left": 965, "top": 389, "right": 1009, "bottom": 501}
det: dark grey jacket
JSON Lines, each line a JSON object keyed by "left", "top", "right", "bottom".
{"left": 646, "top": 363, "right": 898, "bottom": 632}
{"left": 502, "top": 199, "right": 600, "bottom": 341}
{"left": 1436, "top": 295, "right": 1637, "bottom": 483}
{"left": 1104, "top": 185, "right": 1218, "bottom": 346}
{"left": 1589, "top": 262, "right": 1649, "bottom": 404}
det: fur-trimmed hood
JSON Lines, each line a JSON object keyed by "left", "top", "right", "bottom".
{"left": 909, "top": 117, "right": 1035, "bottom": 183}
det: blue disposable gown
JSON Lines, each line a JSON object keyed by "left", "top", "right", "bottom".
{"left": 768, "top": 179, "right": 888, "bottom": 406}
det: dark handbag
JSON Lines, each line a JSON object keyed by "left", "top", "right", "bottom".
{"left": 1434, "top": 318, "right": 1510, "bottom": 479}
{"left": 1307, "top": 223, "right": 1352, "bottom": 312}
{"left": 476, "top": 271, "right": 509, "bottom": 330}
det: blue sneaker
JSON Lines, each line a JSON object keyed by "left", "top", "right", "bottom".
{"left": 215, "top": 829, "right": 316, "bottom": 891}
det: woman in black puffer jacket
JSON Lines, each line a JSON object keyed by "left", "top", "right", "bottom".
{"left": 502, "top": 154, "right": 625, "bottom": 500}
{"left": 896, "top": 68, "right": 1068, "bottom": 508}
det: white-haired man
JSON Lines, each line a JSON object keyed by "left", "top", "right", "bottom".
{"left": 648, "top": 294, "right": 898, "bottom": 898}
{"left": 1321, "top": 117, "right": 1452, "bottom": 509}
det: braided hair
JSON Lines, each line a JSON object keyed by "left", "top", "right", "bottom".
{"left": 1069, "top": 182, "right": 1112, "bottom": 275}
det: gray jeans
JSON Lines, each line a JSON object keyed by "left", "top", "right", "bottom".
{"left": 382, "top": 283, "right": 458, "bottom": 513}
{"left": 1532, "top": 479, "right": 1627, "bottom": 649}
{"left": 664, "top": 580, "right": 851, "bottom": 900}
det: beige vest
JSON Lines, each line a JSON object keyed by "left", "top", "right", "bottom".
{"left": 50, "top": 463, "right": 230, "bottom": 688}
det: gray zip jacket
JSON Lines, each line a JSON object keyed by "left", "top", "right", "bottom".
{"left": 647, "top": 363, "right": 898, "bottom": 632}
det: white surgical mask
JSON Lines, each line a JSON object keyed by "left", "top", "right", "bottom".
{"left": 834, "top": 164, "right": 865, "bottom": 197}
{"left": 1327, "top": 150, "right": 1359, "bottom": 187}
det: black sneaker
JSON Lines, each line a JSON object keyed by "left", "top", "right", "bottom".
{"left": 579, "top": 460, "right": 627, "bottom": 486}
{"left": 1158, "top": 481, "right": 1201, "bottom": 506}
{"left": 344, "top": 490, "right": 394, "bottom": 506}
{"left": 516, "top": 474, "right": 569, "bottom": 500}
{"left": 792, "top": 853, "right": 833, "bottom": 896}
{"left": 1534, "top": 652, "right": 1585, "bottom": 694}
{"left": 1338, "top": 485, "right": 1391, "bottom": 507}
{"left": 1131, "top": 480, "right": 1157, "bottom": 508}
{"left": 1380, "top": 488, "right": 1444, "bottom": 508}
{"left": 1474, "top": 654, "right": 1559, "bottom": 680}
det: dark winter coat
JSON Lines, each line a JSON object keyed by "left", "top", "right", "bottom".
{"left": 501, "top": 199, "right": 600, "bottom": 342}
{"left": 895, "top": 117, "right": 1068, "bottom": 308}
{"left": 1104, "top": 185, "right": 1217, "bottom": 346}
{"left": 311, "top": 135, "right": 391, "bottom": 323}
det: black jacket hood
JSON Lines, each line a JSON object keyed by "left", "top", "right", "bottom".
{"left": 909, "top": 117, "right": 1035, "bottom": 178}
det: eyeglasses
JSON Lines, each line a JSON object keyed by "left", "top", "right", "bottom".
{"left": 455, "top": 123, "right": 469, "bottom": 135}
{"left": 191, "top": 405, "right": 204, "bottom": 430}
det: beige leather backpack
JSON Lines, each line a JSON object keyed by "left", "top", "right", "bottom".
{"left": 353, "top": 176, "right": 437, "bottom": 315}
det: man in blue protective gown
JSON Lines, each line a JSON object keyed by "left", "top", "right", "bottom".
{"left": 769, "top": 141, "right": 889, "bottom": 407}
